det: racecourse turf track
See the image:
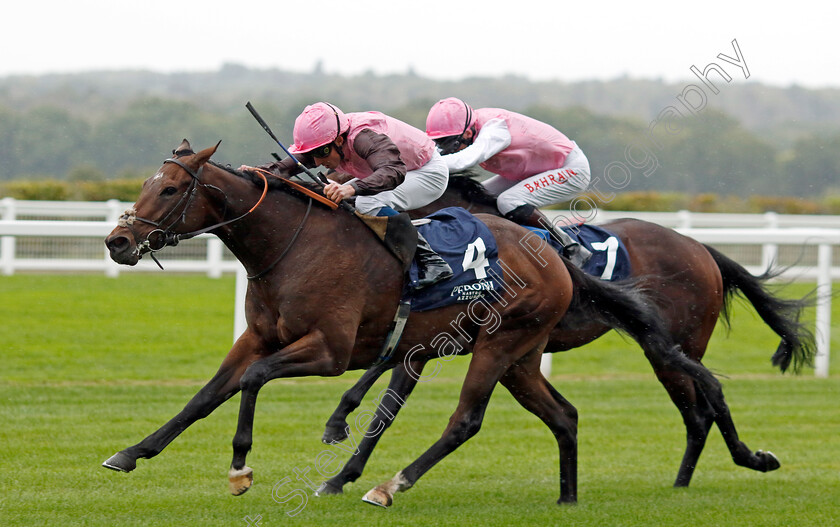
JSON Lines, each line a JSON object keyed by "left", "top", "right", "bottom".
{"left": 1, "top": 274, "right": 839, "bottom": 526}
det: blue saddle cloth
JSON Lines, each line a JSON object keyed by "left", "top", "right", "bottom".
{"left": 408, "top": 207, "right": 505, "bottom": 312}
{"left": 407, "top": 209, "right": 632, "bottom": 312}
{"left": 525, "top": 224, "right": 632, "bottom": 281}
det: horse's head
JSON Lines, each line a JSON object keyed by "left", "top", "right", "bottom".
{"left": 105, "top": 139, "right": 222, "bottom": 265}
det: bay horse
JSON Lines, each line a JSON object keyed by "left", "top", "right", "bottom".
{"left": 101, "top": 140, "right": 725, "bottom": 506}
{"left": 317, "top": 173, "right": 816, "bottom": 496}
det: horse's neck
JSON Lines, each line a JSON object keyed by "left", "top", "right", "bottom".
{"left": 208, "top": 176, "right": 365, "bottom": 280}
{"left": 199, "top": 170, "right": 295, "bottom": 267}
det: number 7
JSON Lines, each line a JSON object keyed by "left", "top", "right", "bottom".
{"left": 590, "top": 236, "right": 619, "bottom": 280}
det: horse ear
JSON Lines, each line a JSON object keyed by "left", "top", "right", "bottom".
{"left": 173, "top": 139, "right": 194, "bottom": 157}
{"left": 194, "top": 140, "right": 222, "bottom": 167}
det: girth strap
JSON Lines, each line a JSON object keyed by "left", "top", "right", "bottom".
{"left": 372, "top": 300, "right": 412, "bottom": 367}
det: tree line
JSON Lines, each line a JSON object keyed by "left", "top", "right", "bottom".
{"left": 1, "top": 67, "right": 839, "bottom": 200}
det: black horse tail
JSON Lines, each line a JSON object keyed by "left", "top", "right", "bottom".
{"left": 561, "top": 259, "right": 723, "bottom": 395}
{"left": 703, "top": 244, "right": 816, "bottom": 373}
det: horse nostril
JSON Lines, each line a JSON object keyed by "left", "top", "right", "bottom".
{"left": 106, "top": 235, "right": 130, "bottom": 253}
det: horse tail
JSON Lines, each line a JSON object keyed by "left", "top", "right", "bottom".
{"left": 703, "top": 244, "right": 816, "bottom": 373}
{"left": 561, "top": 258, "right": 723, "bottom": 395}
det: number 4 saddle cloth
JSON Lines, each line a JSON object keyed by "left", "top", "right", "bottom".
{"left": 406, "top": 207, "right": 631, "bottom": 312}
{"left": 407, "top": 207, "right": 505, "bottom": 311}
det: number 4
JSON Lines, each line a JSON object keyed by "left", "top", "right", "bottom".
{"left": 463, "top": 237, "right": 490, "bottom": 279}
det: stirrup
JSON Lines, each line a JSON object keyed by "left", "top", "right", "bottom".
{"left": 411, "top": 263, "right": 453, "bottom": 290}
{"left": 565, "top": 243, "right": 592, "bottom": 267}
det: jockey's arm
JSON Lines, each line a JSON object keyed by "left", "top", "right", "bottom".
{"left": 348, "top": 129, "right": 407, "bottom": 196}
{"left": 443, "top": 118, "right": 512, "bottom": 172}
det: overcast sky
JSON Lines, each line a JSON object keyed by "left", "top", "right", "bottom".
{"left": 2, "top": 0, "right": 837, "bottom": 88}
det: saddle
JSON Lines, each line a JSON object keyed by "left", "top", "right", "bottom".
{"left": 352, "top": 211, "right": 417, "bottom": 274}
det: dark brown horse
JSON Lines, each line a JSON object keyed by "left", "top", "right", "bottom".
{"left": 101, "top": 141, "right": 724, "bottom": 506}
{"left": 317, "top": 174, "right": 816, "bottom": 496}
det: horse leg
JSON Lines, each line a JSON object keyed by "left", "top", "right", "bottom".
{"left": 499, "top": 357, "right": 579, "bottom": 504}
{"left": 654, "top": 342, "right": 779, "bottom": 487}
{"left": 102, "top": 332, "right": 261, "bottom": 473}
{"left": 361, "top": 335, "right": 548, "bottom": 508}
{"left": 229, "top": 330, "right": 350, "bottom": 496}
{"left": 317, "top": 360, "right": 425, "bottom": 496}
{"left": 322, "top": 361, "right": 391, "bottom": 444}
{"left": 666, "top": 373, "right": 779, "bottom": 487}
{"left": 706, "top": 388, "right": 781, "bottom": 473}
{"left": 652, "top": 368, "right": 714, "bottom": 487}
{"left": 647, "top": 329, "right": 732, "bottom": 487}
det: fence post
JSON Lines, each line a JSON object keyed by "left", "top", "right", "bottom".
{"left": 676, "top": 209, "right": 692, "bottom": 229}
{"left": 762, "top": 212, "right": 779, "bottom": 269}
{"left": 105, "top": 200, "right": 122, "bottom": 278}
{"left": 233, "top": 263, "right": 248, "bottom": 342}
{"left": 815, "top": 243, "right": 832, "bottom": 377}
{"left": 207, "top": 237, "right": 223, "bottom": 279}
{"left": 1, "top": 197, "right": 17, "bottom": 276}
{"left": 540, "top": 353, "right": 552, "bottom": 378}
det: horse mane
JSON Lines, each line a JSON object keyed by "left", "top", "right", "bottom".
{"left": 208, "top": 161, "right": 329, "bottom": 203}
{"left": 448, "top": 170, "right": 500, "bottom": 208}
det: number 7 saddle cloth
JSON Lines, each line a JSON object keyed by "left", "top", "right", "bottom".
{"left": 525, "top": 223, "right": 632, "bottom": 282}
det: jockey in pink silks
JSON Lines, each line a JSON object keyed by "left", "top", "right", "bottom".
{"left": 241, "top": 102, "right": 452, "bottom": 289}
{"left": 426, "top": 97, "right": 592, "bottom": 267}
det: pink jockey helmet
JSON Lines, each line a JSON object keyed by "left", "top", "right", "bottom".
{"left": 289, "top": 102, "right": 349, "bottom": 154}
{"left": 425, "top": 97, "right": 475, "bottom": 139}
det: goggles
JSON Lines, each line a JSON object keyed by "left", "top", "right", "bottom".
{"left": 434, "top": 135, "right": 466, "bottom": 155}
{"left": 309, "top": 143, "right": 334, "bottom": 158}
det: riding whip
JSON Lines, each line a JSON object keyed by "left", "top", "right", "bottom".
{"left": 245, "top": 101, "right": 328, "bottom": 187}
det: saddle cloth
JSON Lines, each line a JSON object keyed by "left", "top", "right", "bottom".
{"left": 407, "top": 209, "right": 632, "bottom": 312}
{"left": 407, "top": 207, "right": 505, "bottom": 312}
{"left": 525, "top": 224, "right": 632, "bottom": 281}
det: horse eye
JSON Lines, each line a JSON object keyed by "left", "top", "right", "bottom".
{"left": 161, "top": 186, "right": 178, "bottom": 196}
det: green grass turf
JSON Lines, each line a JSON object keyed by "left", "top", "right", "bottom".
{"left": 1, "top": 274, "right": 838, "bottom": 526}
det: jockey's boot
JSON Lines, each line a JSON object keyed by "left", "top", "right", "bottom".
{"left": 505, "top": 204, "right": 592, "bottom": 267}
{"left": 412, "top": 232, "right": 454, "bottom": 290}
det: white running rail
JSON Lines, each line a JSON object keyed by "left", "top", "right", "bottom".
{"left": 1, "top": 199, "right": 836, "bottom": 377}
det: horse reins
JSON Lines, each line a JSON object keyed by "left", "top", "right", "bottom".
{"left": 244, "top": 167, "right": 325, "bottom": 280}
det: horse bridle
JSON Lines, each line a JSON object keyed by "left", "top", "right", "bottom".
{"left": 118, "top": 157, "right": 216, "bottom": 268}
{"left": 118, "top": 156, "right": 309, "bottom": 278}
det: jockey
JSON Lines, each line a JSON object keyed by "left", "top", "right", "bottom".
{"left": 425, "top": 97, "right": 592, "bottom": 267}
{"left": 243, "top": 102, "right": 452, "bottom": 289}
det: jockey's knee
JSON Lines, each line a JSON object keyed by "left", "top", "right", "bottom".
{"left": 496, "top": 194, "right": 526, "bottom": 216}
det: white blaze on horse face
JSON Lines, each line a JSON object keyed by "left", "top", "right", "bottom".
{"left": 152, "top": 171, "right": 165, "bottom": 181}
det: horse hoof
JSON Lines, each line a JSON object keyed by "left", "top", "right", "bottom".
{"left": 314, "top": 481, "right": 344, "bottom": 496}
{"left": 102, "top": 451, "right": 136, "bottom": 472}
{"left": 322, "top": 425, "right": 349, "bottom": 444}
{"left": 362, "top": 487, "right": 393, "bottom": 508}
{"left": 757, "top": 450, "right": 781, "bottom": 472}
{"left": 229, "top": 466, "right": 254, "bottom": 496}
